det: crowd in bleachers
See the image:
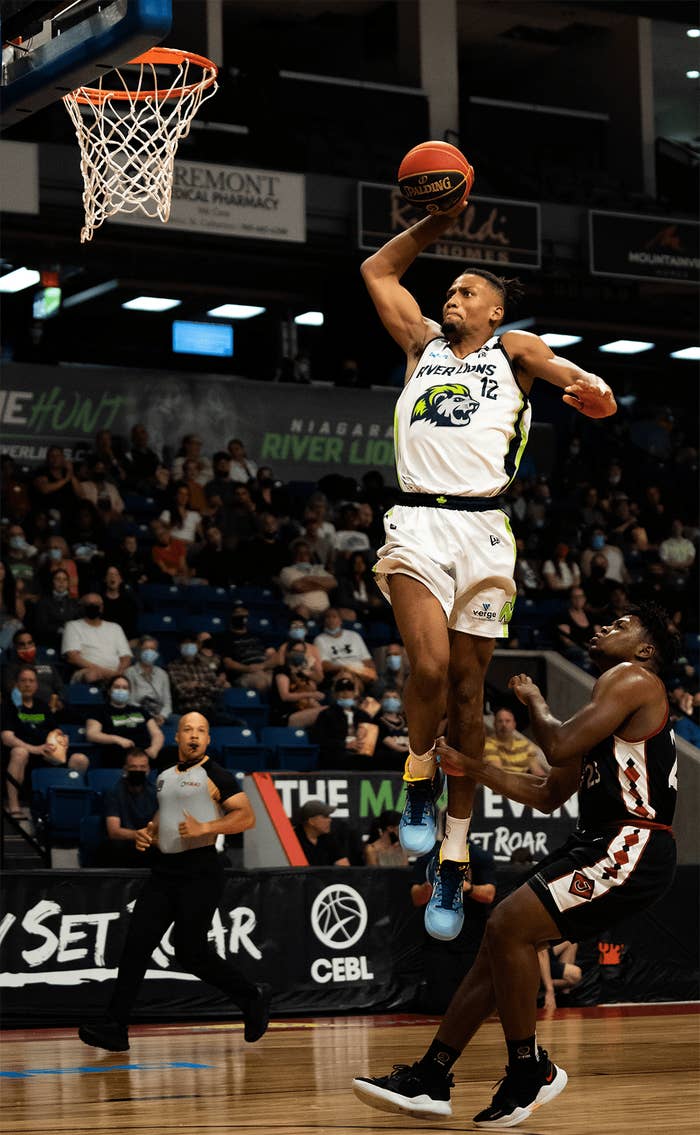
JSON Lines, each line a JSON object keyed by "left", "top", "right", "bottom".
{"left": 1, "top": 405, "right": 698, "bottom": 859}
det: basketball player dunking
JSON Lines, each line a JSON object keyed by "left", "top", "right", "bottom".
{"left": 353, "top": 603, "right": 679, "bottom": 1128}
{"left": 362, "top": 198, "right": 616, "bottom": 940}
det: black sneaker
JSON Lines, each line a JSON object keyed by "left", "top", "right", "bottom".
{"left": 473, "top": 1048, "right": 567, "bottom": 1128}
{"left": 243, "top": 983, "right": 272, "bottom": 1043}
{"left": 352, "top": 1062, "right": 453, "bottom": 1118}
{"left": 78, "top": 1017, "right": 129, "bottom": 1052}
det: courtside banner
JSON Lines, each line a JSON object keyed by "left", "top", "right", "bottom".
{"left": 358, "top": 182, "right": 541, "bottom": 269}
{"left": 589, "top": 210, "right": 700, "bottom": 285}
{"left": 0, "top": 868, "right": 421, "bottom": 1023}
{"left": 117, "top": 160, "right": 306, "bottom": 242}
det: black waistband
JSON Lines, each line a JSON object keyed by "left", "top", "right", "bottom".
{"left": 396, "top": 492, "right": 505, "bottom": 512}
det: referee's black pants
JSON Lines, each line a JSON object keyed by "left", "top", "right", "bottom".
{"left": 107, "top": 848, "right": 258, "bottom": 1024}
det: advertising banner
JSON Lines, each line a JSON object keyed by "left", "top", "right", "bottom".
{"left": 0, "top": 868, "right": 422, "bottom": 1023}
{"left": 359, "top": 182, "right": 541, "bottom": 269}
{"left": 117, "top": 160, "right": 306, "bottom": 243}
{"left": 589, "top": 209, "right": 700, "bottom": 285}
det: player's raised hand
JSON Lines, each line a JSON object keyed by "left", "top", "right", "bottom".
{"left": 563, "top": 375, "right": 616, "bottom": 419}
{"left": 508, "top": 674, "right": 542, "bottom": 705}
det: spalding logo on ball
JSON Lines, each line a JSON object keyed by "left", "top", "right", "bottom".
{"left": 398, "top": 141, "right": 475, "bottom": 214}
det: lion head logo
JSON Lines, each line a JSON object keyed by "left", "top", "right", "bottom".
{"left": 411, "top": 383, "right": 480, "bottom": 427}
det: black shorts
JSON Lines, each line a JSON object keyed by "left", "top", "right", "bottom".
{"left": 526, "top": 825, "right": 676, "bottom": 943}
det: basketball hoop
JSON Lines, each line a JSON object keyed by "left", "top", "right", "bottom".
{"left": 62, "top": 47, "right": 218, "bottom": 242}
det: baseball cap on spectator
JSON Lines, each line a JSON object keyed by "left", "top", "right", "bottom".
{"left": 298, "top": 800, "right": 335, "bottom": 822}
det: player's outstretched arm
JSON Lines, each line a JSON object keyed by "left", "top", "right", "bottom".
{"left": 502, "top": 330, "right": 616, "bottom": 419}
{"left": 360, "top": 198, "right": 469, "bottom": 358}
{"left": 435, "top": 737, "right": 579, "bottom": 813}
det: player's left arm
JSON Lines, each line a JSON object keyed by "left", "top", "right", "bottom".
{"left": 509, "top": 665, "right": 649, "bottom": 766}
{"left": 501, "top": 329, "right": 616, "bottom": 419}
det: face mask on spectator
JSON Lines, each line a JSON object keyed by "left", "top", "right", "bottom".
{"left": 141, "top": 648, "right": 158, "bottom": 665}
{"left": 382, "top": 697, "right": 401, "bottom": 713}
{"left": 591, "top": 534, "right": 606, "bottom": 550}
{"left": 11, "top": 687, "right": 23, "bottom": 707}
{"left": 17, "top": 646, "right": 36, "bottom": 662}
{"left": 83, "top": 602, "right": 102, "bottom": 619}
{"left": 181, "top": 642, "right": 198, "bottom": 659}
{"left": 9, "top": 535, "right": 25, "bottom": 550}
{"left": 288, "top": 627, "right": 306, "bottom": 641}
{"left": 336, "top": 697, "right": 356, "bottom": 709}
{"left": 288, "top": 652, "right": 306, "bottom": 667}
{"left": 125, "top": 769, "right": 147, "bottom": 786}
{"left": 49, "top": 547, "right": 63, "bottom": 561}
{"left": 386, "top": 654, "right": 402, "bottom": 672}
{"left": 326, "top": 625, "right": 342, "bottom": 636}
{"left": 110, "top": 687, "right": 130, "bottom": 705}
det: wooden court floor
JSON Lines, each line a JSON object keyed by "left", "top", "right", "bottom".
{"left": 2, "top": 1005, "right": 699, "bottom": 1134}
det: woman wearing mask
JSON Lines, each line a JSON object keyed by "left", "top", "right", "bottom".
{"left": 124, "top": 636, "right": 173, "bottom": 724}
{"left": 276, "top": 618, "right": 324, "bottom": 683}
{"left": 86, "top": 676, "right": 164, "bottom": 768}
{"left": 364, "top": 809, "right": 409, "bottom": 868}
{"left": 270, "top": 639, "right": 326, "bottom": 729}
{"left": 374, "top": 689, "right": 410, "bottom": 770}
{"left": 372, "top": 642, "right": 410, "bottom": 695}
{"left": 310, "top": 673, "right": 374, "bottom": 771}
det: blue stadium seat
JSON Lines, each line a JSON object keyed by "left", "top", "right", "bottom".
{"left": 161, "top": 719, "right": 179, "bottom": 747}
{"left": 182, "top": 613, "right": 226, "bottom": 635}
{"left": 45, "top": 786, "right": 100, "bottom": 841}
{"left": 365, "top": 621, "right": 394, "bottom": 647}
{"left": 64, "top": 683, "right": 103, "bottom": 706}
{"left": 138, "top": 583, "right": 188, "bottom": 611}
{"left": 210, "top": 726, "right": 268, "bottom": 773}
{"left": 219, "top": 687, "right": 269, "bottom": 729}
{"left": 79, "top": 814, "right": 107, "bottom": 867}
{"left": 261, "top": 726, "right": 319, "bottom": 772}
{"left": 137, "top": 612, "right": 185, "bottom": 636}
{"left": 122, "top": 493, "right": 159, "bottom": 518}
{"left": 32, "top": 767, "right": 85, "bottom": 796}
{"left": 87, "top": 768, "right": 122, "bottom": 794}
{"left": 185, "top": 586, "right": 235, "bottom": 613}
{"left": 36, "top": 645, "right": 60, "bottom": 664}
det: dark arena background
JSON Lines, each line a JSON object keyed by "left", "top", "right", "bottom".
{"left": 1, "top": 2, "right": 698, "bottom": 1133}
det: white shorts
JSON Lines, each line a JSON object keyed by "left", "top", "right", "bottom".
{"left": 373, "top": 504, "right": 517, "bottom": 637}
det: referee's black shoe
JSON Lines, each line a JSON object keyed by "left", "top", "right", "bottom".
{"left": 78, "top": 1016, "right": 129, "bottom": 1052}
{"left": 243, "top": 983, "right": 272, "bottom": 1043}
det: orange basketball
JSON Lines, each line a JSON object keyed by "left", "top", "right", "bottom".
{"left": 398, "top": 140, "right": 475, "bottom": 214}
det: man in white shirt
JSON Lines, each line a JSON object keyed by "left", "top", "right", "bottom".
{"left": 62, "top": 594, "right": 132, "bottom": 683}
{"left": 314, "top": 608, "right": 377, "bottom": 687}
{"left": 125, "top": 636, "right": 173, "bottom": 723}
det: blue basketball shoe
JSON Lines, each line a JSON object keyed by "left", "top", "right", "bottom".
{"left": 424, "top": 855, "right": 469, "bottom": 941}
{"left": 398, "top": 770, "right": 443, "bottom": 855}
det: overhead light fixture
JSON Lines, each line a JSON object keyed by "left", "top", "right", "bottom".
{"left": 63, "top": 279, "right": 119, "bottom": 309}
{"left": 541, "top": 333, "right": 582, "bottom": 348}
{"left": 687, "top": 28, "right": 700, "bottom": 38}
{"left": 295, "top": 311, "right": 324, "bottom": 326}
{"left": 670, "top": 346, "right": 700, "bottom": 360}
{"left": 0, "top": 267, "right": 41, "bottom": 293}
{"left": 499, "top": 317, "right": 535, "bottom": 333}
{"left": 122, "top": 296, "right": 181, "bottom": 312}
{"left": 687, "top": 70, "right": 700, "bottom": 79}
{"left": 207, "top": 303, "right": 265, "bottom": 319}
{"left": 599, "top": 339, "right": 654, "bottom": 355}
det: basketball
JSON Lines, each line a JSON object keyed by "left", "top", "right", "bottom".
{"left": 397, "top": 140, "right": 475, "bottom": 214}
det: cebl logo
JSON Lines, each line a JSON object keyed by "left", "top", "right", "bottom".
{"left": 309, "top": 884, "right": 374, "bottom": 985}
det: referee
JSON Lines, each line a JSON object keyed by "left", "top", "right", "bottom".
{"left": 79, "top": 712, "right": 270, "bottom": 1051}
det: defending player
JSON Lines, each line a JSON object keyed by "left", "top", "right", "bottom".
{"left": 353, "top": 603, "right": 678, "bottom": 1128}
{"left": 361, "top": 197, "right": 616, "bottom": 939}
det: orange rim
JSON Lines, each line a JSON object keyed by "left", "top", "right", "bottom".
{"left": 71, "top": 46, "right": 218, "bottom": 105}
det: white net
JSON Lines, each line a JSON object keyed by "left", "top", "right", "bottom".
{"left": 63, "top": 49, "right": 218, "bottom": 242}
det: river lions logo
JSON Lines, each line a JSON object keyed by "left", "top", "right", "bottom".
{"left": 411, "top": 383, "right": 480, "bottom": 427}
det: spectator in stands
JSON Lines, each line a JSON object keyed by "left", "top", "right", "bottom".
{"left": 313, "top": 607, "right": 377, "bottom": 688}
{"left": 374, "top": 687, "right": 410, "bottom": 769}
{"left": 68, "top": 502, "right": 106, "bottom": 584}
{"left": 178, "top": 458, "right": 210, "bottom": 515}
{"left": 364, "top": 809, "right": 408, "bottom": 867}
{"left": 90, "top": 429, "right": 127, "bottom": 485}
{"left": 514, "top": 535, "right": 544, "bottom": 596}
{"left": 218, "top": 607, "right": 276, "bottom": 693}
{"left": 334, "top": 551, "right": 384, "bottom": 622}
{"left": 555, "top": 586, "right": 599, "bottom": 670}
{"left": 484, "top": 707, "right": 548, "bottom": 776}
{"left": 503, "top": 480, "right": 528, "bottom": 529}
{"left": 293, "top": 799, "right": 350, "bottom": 866}
{"left": 239, "top": 513, "right": 290, "bottom": 586}
{"left": 225, "top": 484, "right": 258, "bottom": 548}
{"left": 580, "top": 526, "right": 628, "bottom": 584}
{"left": 541, "top": 543, "right": 581, "bottom": 593}
{"left": 101, "top": 565, "right": 139, "bottom": 641}
{"left": 115, "top": 533, "right": 150, "bottom": 589}
{"left": 76, "top": 458, "right": 125, "bottom": 518}
{"left": 276, "top": 617, "right": 324, "bottom": 683}
{"left": 32, "top": 445, "right": 81, "bottom": 515}
{"left": 125, "top": 636, "right": 172, "bottom": 724}
{"left": 0, "top": 559, "right": 25, "bottom": 649}
{"left": 304, "top": 492, "right": 336, "bottom": 546}
{"left": 372, "top": 641, "right": 410, "bottom": 695}
{"left": 576, "top": 485, "right": 606, "bottom": 533}
{"left": 1, "top": 456, "right": 32, "bottom": 525}
{"left": 171, "top": 434, "right": 213, "bottom": 485}
{"left": 31, "top": 567, "right": 80, "bottom": 649}
{"left": 103, "top": 748, "right": 158, "bottom": 867}
{"left": 168, "top": 633, "right": 223, "bottom": 717}
{"left": 299, "top": 508, "right": 335, "bottom": 569}
{"left": 159, "top": 483, "right": 203, "bottom": 546}
{"left": 526, "top": 478, "right": 554, "bottom": 543}
{"left": 659, "top": 519, "right": 696, "bottom": 581}
{"left": 195, "top": 632, "right": 229, "bottom": 689}
{"left": 278, "top": 537, "right": 335, "bottom": 619}
{"left": 5, "top": 523, "right": 39, "bottom": 595}
{"left": 252, "top": 466, "right": 290, "bottom": 516}
{"left": 86, "top": 675, "right": 163, "bottom": 768}
{"left": 609, "top": 496, "right": 648, "bottom": 556}
{"left": 37, "top": 535, "right": 79, "bottom": 598}
{"left": 355, "top": 501, "right": 383, "bottom": 553}
{"left": 3, "top": 629, "right": 64, "bottom": 709}
{"left": 333, "top": 503, "right": 371, "bottom": 559}
{"left": 639, "top": 484, "right": 667, "bottom": 547}
{"left": 310, "top": 673, "right": 375, "bottom": 770}
{"left": 599, "top": 584, "right": 632, "bottom": 627}
{"left": 62, "top": 592, "right": 132, "bottom": 683}
{"left": 583, "top": 551, "right": 616, "bottom": 616}
{"left": 204, "top": 451, "right": 236, "bottom": 510}
{"left": 2, "top": 667, "right": 89, "bottom": 818}
{"left": 124, "top": 423, "right": 160, "bottom": 491}
{"left": 151, "top": 521, "right": 190, "bottom": 582}
{"left": 227, "top": 437, "right": 257, "bottom": 484}
{"left": 538, "top": 942, "right": 582, "bottom": 1011}
{"left": 192, "top": 525, "right": 236, "bottom": 587}
{"left": 270, "top": 637, "right": 326, "bottom": 729}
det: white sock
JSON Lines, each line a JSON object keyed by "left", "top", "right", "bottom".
{"left": 441, "top": 814, "right": 471, "bottom": 863}
{"left": 406, "top": 747, "right": 437, "bottom": 781}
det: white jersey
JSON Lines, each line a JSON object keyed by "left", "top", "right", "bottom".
{"left": 394, "top": 335, "right": 531, "bottom": 497}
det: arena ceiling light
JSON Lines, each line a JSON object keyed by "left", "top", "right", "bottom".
{"left": 0, "top": 267, "right": 41, "bottom": 293}
{"left": 670, "top": 346, "right": 700, "bottom": 360}
{"left": 687, "top": 28, "right": 700, "bottom": 37}
{"left": 122, "top": 296, "right": 181, "bottom": 312}
{"left": 540, "top": 333, "right": 582, "bottom": 348}
{"left": 207, "top": 304, "right": 266, "bottom": 318}
{"left": 295, "top": 311, "right": 324, "bottom": 326}
{"left": 598, "top": 339, "right": 654, "bottom": 355}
